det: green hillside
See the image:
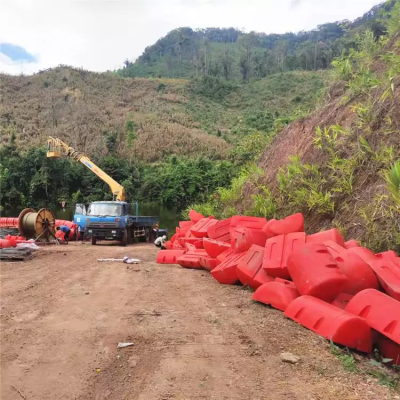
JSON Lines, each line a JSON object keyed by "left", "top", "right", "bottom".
{"left": 120, "top": 1, "right": 394, "bottom": 80}
{"left": 0, "top": 68, "right": 325, "bottom": 212}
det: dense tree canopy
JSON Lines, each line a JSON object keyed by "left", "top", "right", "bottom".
{"left": 119, "top": 1, "right": 397, "bottom": 81}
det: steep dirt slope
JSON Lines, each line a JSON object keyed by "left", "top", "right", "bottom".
{"left": 245, "top": 34, "right": 400, "bottom": 252}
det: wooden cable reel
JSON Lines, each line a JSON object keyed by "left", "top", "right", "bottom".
{"left": 18, "top": 208, "right": 56, "bottom": 241}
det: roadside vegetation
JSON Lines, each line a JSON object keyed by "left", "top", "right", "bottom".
{"left": 330, "top": 342, "right": 399, "bottom": 389}
{"left": 187, "top": 1, "right": 400, "bottom": 253}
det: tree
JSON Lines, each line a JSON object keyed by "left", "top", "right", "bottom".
{"left": 253, "top": 50, "right": 267, "bottom": 78}
{"left": 209, "top": 59, "right": 222, "bottom": 77}
{"left": 274, "top": 40, "right": 289, "bottom": 71}
{"left": 298, "top": 41, "right": 315, "bottom": 70}
{"left": 123, "top": 59, "right": 133, "bottom": 68}
{"left": 125, "top": 119, "right": 137, "bottom": 165}
{"left": 220, "top": 49, "right": 233, "bottom": 79}
{"left": 238, "top": 33, "right": 259, "bottom": 83}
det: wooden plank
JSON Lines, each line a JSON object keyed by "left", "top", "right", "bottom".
{"left": 0, "top": 248, "right": 33, "bottom": 261}
{"left": 0, "top": 254, "right": 32, "bottom": 261}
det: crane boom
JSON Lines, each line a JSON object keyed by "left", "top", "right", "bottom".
{"left": 47, "top": 136, "right": 126, "bottom": 201}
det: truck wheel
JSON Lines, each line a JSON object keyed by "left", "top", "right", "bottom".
{"left": 91, "top": 236, "right": 97, "bottom": 245}
{"left": 121, "top": 229, "right": 128, "bottom": 247}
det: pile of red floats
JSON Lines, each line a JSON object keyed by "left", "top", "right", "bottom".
{"left": 0, "top": 235, "right": 28, "bottom": 248}
{"left": 0, "top": 218, "right": 77, "bottom": 241}
{"left": 157, "top": 210, "right": 400, "bottom": 365}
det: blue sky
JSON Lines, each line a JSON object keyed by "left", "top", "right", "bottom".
{"left": 0, "top": 43, "right": 36, "bottom": 62}
{"left": 0, "top": 0, "right": 384, "bottom": 75}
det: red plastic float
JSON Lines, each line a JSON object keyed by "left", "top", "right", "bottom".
{"left": 285, "top": 295, "right": 372, "bottom": 352}
{"left": 216, "top": 247, "right": 235, "bottom": 263}
{"left": 331, "top": 293, "right": 354, "bottom": 310}
{"left": 185, "top": 229, "right": 196, "bottom": 238}
{"left": 345, "top": 289, "right": 400, "bottom": 345}
{"left": 377, "top": 335, "right": 400, "bottom": 366}
{"left": 185, "top": 243, "right": 197, "bottom": 252}
{"left": 190, "top": 217, "right": 218, "bottom": 238}
{"left": 253, "top": 279, "right": 299, "bottom": 311}
{"left": 375, "top": 250, "right": 398, "bottom": 262}
{"left": 207, "top": 218, "right": 232, "bottom": 242}
{"left": 55, "top": 230, "right": 65, "bottom": 241}
{"left": 172, "top": 242, "right": 184, "bottom": 250}
{"left": 194, "top": 240, "right": 204, "bottom": 249}
{"left": 262, "top": 232, "right": 306, "bottom": 279}
{"left": 69, "top": 226, "right": 76, "bottom": 240}
{"left": 211, "top": 252, "right": 246, "bottom": 285}
{"left": 344, "top": 240, "right": 361, "bottom": 249}
{"left": 178, "top": 236, "right": 202, "bottom": 248}
{"left": 236, "top": 245, "right": 274, "bottom": 289}
{"left": 55, "top": 220, "right": 76, "bottom": 228}
{"left": 230, "top": 216, "right": 267, "bottom": 230}
{"left": 324, "top": 240, "right": 379, "bottom": 294}
{"left": 189, "top": 209, "right": 205, "bottom": 224}
{"left": 306, "top": 228, "right": 345, "bottom": 247}
{"left": 203, "top": 238, "right": 231, "bottom": 258}
{"left": 0, "top": 239, "right": 12, "bottom": 248}
{"left": 156, "top": 250, "right": 185, "bottom": 264}
{"left": 368, "top": 258, "right": 400, "bottom": 301}
{"left": 5, "top": 235, "right": 27, "bottom": 246}
{"left": 177, "top": 250, "right": 208, "bottom": 269}
{"left": 177, "top": 222, "right": 193, "bottom": 237}
{"left": 0, "top": 217, "right": 19, "bottom": 228}
{"left": 287, "top": 243, "right": 347, "bottom": 302}
{"left": 198, "top": 255, "right": 219, "bottom": 271}
{"left": 231, "top": 227, "right": 268, "bottom": 253}
{"left": 262, "top": 213, "right": 304, "bottom": 238}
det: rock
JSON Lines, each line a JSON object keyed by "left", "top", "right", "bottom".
{"left": 280, "top": 352, "right": 301, "bottom": 364}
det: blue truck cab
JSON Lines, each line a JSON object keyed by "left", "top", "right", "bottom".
{"left": 74, "top": 201, "right": 159, "bottom": 246}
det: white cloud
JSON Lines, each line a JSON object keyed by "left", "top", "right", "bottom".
{"left": 0, "top": 0, "right": 383, "bottom": 75}
{"left": 0, "top": 52, "right": 34, "bottom": 75}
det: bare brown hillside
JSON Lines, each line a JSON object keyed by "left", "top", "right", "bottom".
{"left": 0, "top": 67, "right": 229, "bottom": 162}
{"left": 244, "top": 33, "right": 400, "bottom": 252}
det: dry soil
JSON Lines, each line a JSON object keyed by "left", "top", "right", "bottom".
{"left": 0, "top": 243, "right": 398, "bottom": 400}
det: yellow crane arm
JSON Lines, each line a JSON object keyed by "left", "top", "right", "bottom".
{"left": 47, "top": 136, "right": 126, "bottom": 201}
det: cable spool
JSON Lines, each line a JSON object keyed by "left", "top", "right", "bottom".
{"left": 18, "top": 208, "right": 56, "bottom": 240}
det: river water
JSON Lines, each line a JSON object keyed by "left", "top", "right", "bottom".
{"left": 1, "top": 203, "right": 182, "bottom": 237}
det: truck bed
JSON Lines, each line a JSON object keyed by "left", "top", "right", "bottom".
{"left": 129, "top": 216, "right": 159, "bottom": 226}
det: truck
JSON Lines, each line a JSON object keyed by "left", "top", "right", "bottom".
{"left": 47, "top": 137, "right": 160, "bottom": 246}
{"left": 74, "top": 201, "right": 160, "bottom": 245}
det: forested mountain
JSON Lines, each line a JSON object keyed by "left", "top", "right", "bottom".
{"left": 120, "top": 1, "right": 395, "bottom": 80}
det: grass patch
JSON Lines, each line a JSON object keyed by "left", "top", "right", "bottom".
{"left": 331, "top": 342, "right": 400, "bottom": 390}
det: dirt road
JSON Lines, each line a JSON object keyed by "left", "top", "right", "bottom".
{"left": 0, "top": 244, "right": 397, "bottom": 400}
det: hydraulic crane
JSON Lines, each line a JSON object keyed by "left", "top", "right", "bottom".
{"left": 46, "top": 136, "right": 160, "bottom": 246}
{"left": 47, "top": 136, "right": 126, "bottom": 201}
